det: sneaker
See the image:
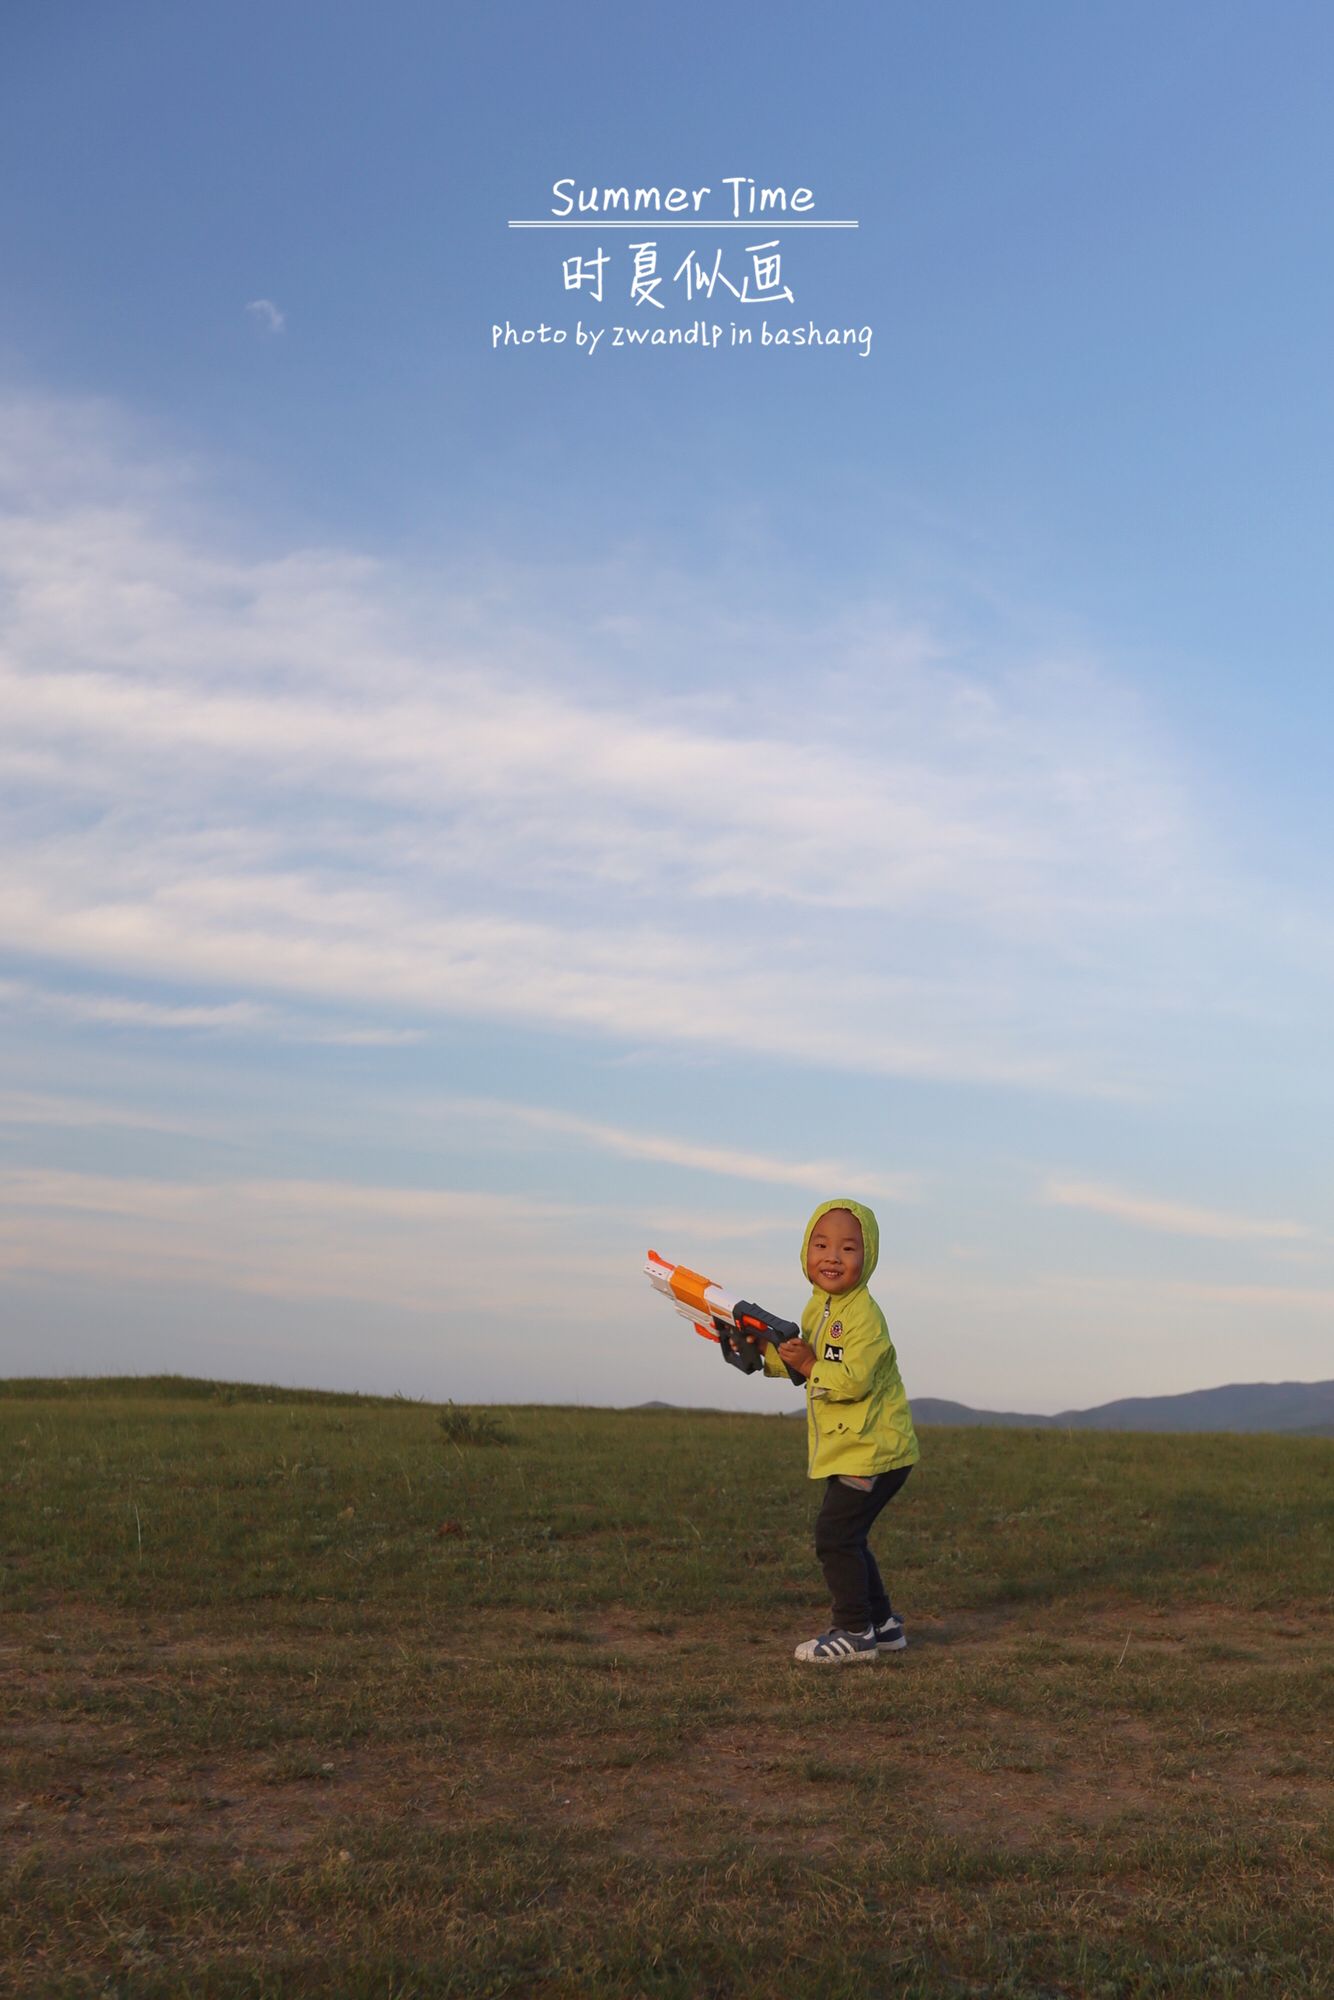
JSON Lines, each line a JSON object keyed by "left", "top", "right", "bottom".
{"left": 793, "top": 1626, "right": 878, "bottom": 1665}
{"left": 875, "top": 1613, "right": 907, "bottom": 1653}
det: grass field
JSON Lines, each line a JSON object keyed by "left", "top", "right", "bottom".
{"left": 2, "top": 1377, "right": 1330, "bottom": 1998}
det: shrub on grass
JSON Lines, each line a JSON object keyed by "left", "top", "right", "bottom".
{"left": 438, "top": 1405, "right": 513, "bottom": 1447}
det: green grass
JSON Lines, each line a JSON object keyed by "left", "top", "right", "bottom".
{"left": 2, "top": 1381, "right": 1330, "bottom": 1997}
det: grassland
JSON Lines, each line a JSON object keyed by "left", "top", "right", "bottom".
{"left": 1, "top": 1377, "right": 1330, "bottom": 1998}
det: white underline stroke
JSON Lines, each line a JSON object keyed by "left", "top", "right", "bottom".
{"left": 509, "top": 219, "right": 860, "bottom": 229}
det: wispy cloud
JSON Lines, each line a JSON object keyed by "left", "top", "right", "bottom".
{"left": 0, "top": 1164, "right": 794, "bottom": 1324}
{"left": 2, "top": 986, "right": 269, "bottom": 1032}
{"left": 0, "top": 973, "right": 423, "bottom": 1045}
{"left": 0, "top": 387, "right": 1268, "bottom": 1099}
{"left": 0, "top": 1089, "right": 215, "bottom": 1137}
{"left": 4, "top": 1162, "right": 1328, "bottom": 1410}
{"left": 1043, "top": 1177, "right": 1314, "bottom": 1243}
{"left": 0, "top": 1075, "right": 913, "bottom": 1204}
{"left": 1161, "top": 1279, "right": 1334, "bottom": 1312}
{"left": 437, "top": 1096, "right": 920, "bottom": 1198}
{"left": 0, "top": 1165, "right": 581, "bottom": 1312}
{"left": 245, "top": 298, "right": 286, "bottom": 333}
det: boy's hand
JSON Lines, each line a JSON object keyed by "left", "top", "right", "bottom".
{"left": 778, "top": 1338, "right": 816, "bottom": 1378}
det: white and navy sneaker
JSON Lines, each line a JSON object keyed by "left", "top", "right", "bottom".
{"left": 875, "top": 1613, "right": 907, "bottom": 1653}
{"left": 793, "top": 1625, "right": 878, "bottom": 1665}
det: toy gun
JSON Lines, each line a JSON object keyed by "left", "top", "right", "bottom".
{"left": 644, "top": 1250, "right": 806, "bottom": 1383}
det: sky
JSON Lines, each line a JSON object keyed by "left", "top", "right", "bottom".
{"left": 2, "top": 2, "right": 1332, "bottom": 1413}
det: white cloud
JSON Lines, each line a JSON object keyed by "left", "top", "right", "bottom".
{"left": 1043, "top": 1177, "right": 1313, "bottom": 1243}
{"left": 245, "top": 298, "right": 286, "bottom": 333}
{"left": 0, "top": 1074, "right": 913, "bottom": 1202}
{"left": 0, "top": 1089, "right": 213, "bottom": 1137}
{"left": 1162, "top": 1279, "right": 1334, "bottom": 1312}
{"left": 4, "top": 1163, "right": 1329, "bottom": 1408}
{"left": 0, "top": 972, "right": 423, "bottom": 1045}
{"left": 0, "top": 634, "right": 1187, "bottom": 930}
{"left": 0, "top": 1164, "right": 799, "bottom": 1331}
{"left": 435, "top": 1095, "right": 920, "bottom": 1198}
{"left": 0, "top": 386, "right": 1263, "bottom": 1100}
{"left": 0, "top": 1165, "right": 579, "bottom": 1312}
{"left": 0, "top": 869, "right": 1112, "bottom": 1091}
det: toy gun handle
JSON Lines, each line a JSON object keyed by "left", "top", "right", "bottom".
{"left": 716, "top": 1301, "right": 807, "bottom": 1386}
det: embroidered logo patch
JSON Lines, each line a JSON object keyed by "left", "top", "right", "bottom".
{"left": 830, "top": 1321, "right": 843, "bottom": 1338}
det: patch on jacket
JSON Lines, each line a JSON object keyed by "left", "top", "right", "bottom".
{"left": 830, "top": 1321, "right": 843, "bottom": 1338}
{"left": 824, "top": 1343, "right": 844, "bottom": 1362}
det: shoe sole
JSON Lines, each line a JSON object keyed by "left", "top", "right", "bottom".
{"left": 876, "top": 1635, "right": 907, "bottom": 1653}
{"left": 794, "top": 1648, "right": 879, "bottom": 1665}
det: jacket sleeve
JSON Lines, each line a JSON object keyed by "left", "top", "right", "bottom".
{"left": 808, "top": 1295, "right": 889, "bottom": 1403}
{"left": 761, "top": 1342, "right": 791, "bottom": 1379}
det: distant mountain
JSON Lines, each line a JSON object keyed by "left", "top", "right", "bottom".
{"left": 912, "top": 1398, "right": 1056, "bottom": 1429}
{"left": 913, "top": 1380, "right": 1334, "bottom": 1437}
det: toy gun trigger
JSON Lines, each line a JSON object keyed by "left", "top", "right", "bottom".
{"left": 714, "top": 1304, "right": 798, "bottom": 1379}
{"left": 732, "top": 1301, "right": 807, "bottom": 1386}
{"left": 715, "top": 1320, "right": 764, "bottom": 1374}
{"left": 731, "top": 1301, "right": 800, "bottom": 1346}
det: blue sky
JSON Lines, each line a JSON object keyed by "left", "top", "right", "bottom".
{"left": 2, "top": 3, "right": 1332, "bottom": 1410}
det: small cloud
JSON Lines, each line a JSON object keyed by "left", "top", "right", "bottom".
{"left": 1043, "top": 1177, "right": 1312, "bottom": 1243}
{"left": 0, "top": 975, "right": 418, "bottom": 1047}
{"left": 245, "top": 298, "right": 286, "bottom": 334}
{"left": 306, "top": 1026, "right": 426, "bottom": 1047}
{"left": 440, "top": 1095, "right": 920, "bottom": 1200}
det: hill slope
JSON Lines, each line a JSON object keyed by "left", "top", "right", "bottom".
{"left": 913, "top": 1379, "right": 1334, "bottom": 1435}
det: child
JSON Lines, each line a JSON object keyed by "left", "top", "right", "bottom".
{"left": 759, "top": 1197, "right": 919, "bottom": 1664}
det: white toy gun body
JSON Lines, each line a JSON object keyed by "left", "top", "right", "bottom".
{"left": 644, "top": 1250, "right": 806, "bottom": 1383}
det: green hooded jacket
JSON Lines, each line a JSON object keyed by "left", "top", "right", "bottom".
{"left": 763, "top": 1197, "right": 920, "bottom": 1480}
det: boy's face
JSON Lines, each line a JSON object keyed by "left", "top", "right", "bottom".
{"left": 805, "top": 1209, "right": 865, "bottom": 1294}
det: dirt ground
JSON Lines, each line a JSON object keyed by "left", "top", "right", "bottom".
{"left": 6, "top": 1601, "right": 1330, "bottom": 1872}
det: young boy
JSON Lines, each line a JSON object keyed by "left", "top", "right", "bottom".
{"left": 759, "top": 1198, "right": 919, "bottom": 1664}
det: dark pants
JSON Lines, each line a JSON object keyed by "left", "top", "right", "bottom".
{"left": 814, "top": 1465, "right": 912, "bottom": 1631}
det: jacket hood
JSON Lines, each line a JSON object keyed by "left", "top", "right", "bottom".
{"left": 801, "top": 1197, "right": 879, "bottom": 1288}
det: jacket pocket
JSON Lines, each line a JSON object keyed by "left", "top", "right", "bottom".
{"left": 814, "top": 1393, "right": 873, "bottom": 1438}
